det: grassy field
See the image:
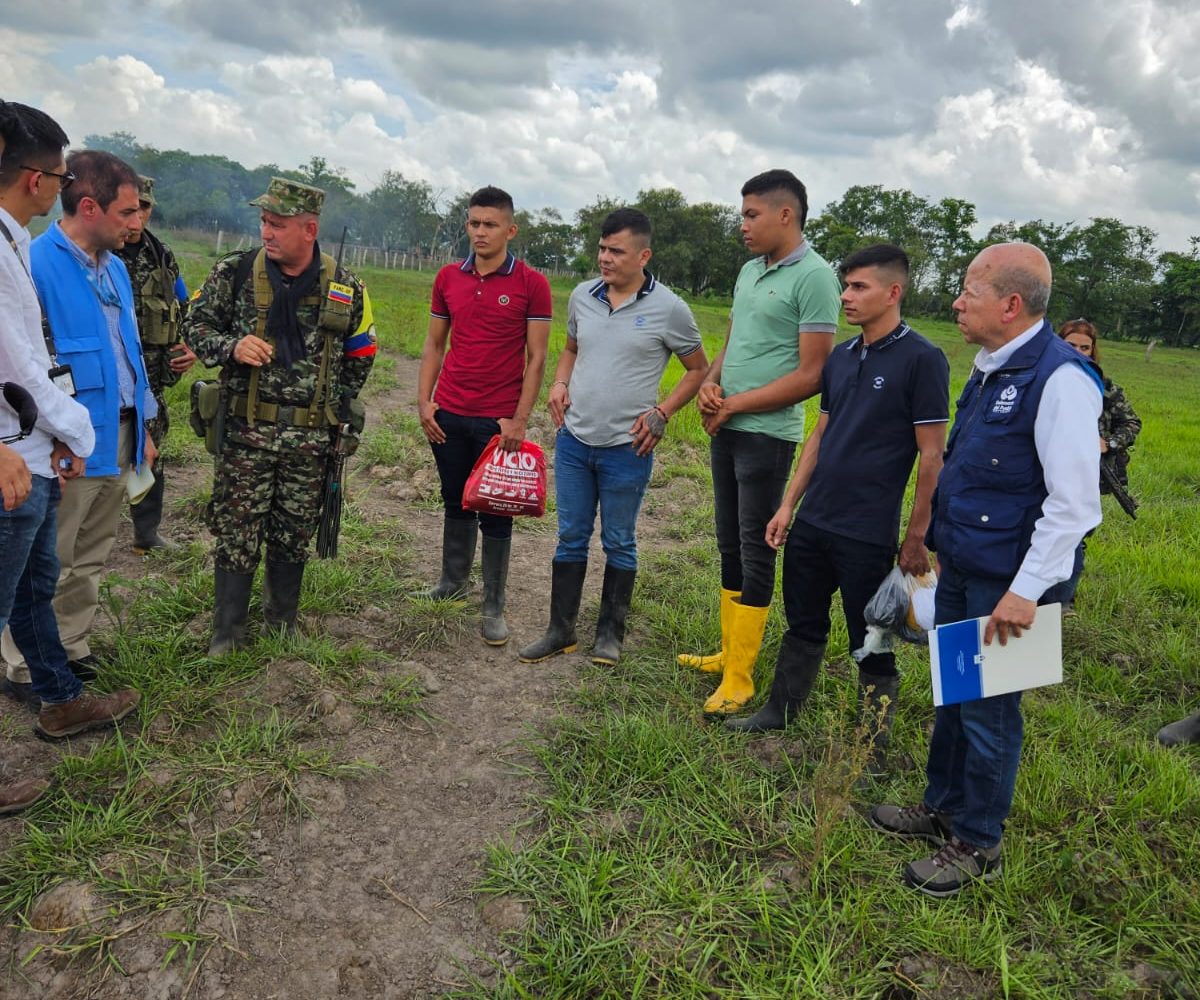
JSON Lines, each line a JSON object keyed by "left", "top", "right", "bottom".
{"left": 4, "top": 238, "right": 1198, "bottom": 997}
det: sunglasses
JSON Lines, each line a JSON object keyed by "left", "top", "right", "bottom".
{"left": 22, "top": 165, "right": 75, "bottom": 190}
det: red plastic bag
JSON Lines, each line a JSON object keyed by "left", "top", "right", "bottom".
{"left": 462, "top": 435, "right": 547, "bottom": 518}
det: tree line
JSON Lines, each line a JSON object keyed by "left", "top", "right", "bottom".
{"left": 87, "top": 132, "right": 1200, "bottom": 347}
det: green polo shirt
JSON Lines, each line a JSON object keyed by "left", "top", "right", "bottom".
{"left": 722, "top": 241, "right": 841, "bottom": 441}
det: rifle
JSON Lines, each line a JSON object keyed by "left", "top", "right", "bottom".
{"left": 316, "top": 227, "right": 352, "bottom": 559}
{"left": 1100, "top": 458, "right": 1138, "bottom": 520}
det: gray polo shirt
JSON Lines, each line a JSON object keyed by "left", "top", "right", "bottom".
{"left": 564, "top": 273, "right": 702, "bottom": 448}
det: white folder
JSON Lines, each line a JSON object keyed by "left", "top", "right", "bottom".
{"left": 930, "top": 603, "right": 1063, "bottom": 707}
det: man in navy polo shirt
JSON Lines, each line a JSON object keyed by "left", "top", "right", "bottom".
{"left": 727, "top": 245, "right": 949, "bottom": 776}
{"left": 519, "top": 208, "right": 707, "bottom": 667}
{"left": 417, "top": 186, "right": 551, "bottom": 645}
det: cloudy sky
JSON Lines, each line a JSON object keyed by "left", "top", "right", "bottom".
{"left": 3, "top": 0, "right": 1198, "bottom": 250}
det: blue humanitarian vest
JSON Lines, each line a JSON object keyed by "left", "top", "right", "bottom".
{"left": 928, "top": 321, "right": 1102, "bottom": 581}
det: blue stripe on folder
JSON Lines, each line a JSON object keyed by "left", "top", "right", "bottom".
{"left": 935, "top": 618, "right": 984, "bottom": 705}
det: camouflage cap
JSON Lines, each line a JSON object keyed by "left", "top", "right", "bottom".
{"left": 137, "top": 175, "right": 156, "bottom": 206}
{"left": 249, "top": 176, "right": 325, "bottom": 217}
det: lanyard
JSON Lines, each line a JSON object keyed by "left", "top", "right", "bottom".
{"left": 0, "top": 216, "right": 59, "bottom": 361}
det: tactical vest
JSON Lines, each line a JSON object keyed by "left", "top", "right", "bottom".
{"left": 928, "top": 322, "right": 1102, "bottom": 581}
{"left": 230, "top": 248, "right": 354, "bottom": 429}
{"left": 135, "top": 232, "right": 181, "bottom": 347}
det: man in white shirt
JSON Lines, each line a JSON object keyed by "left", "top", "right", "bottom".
{"left": 0, "top": 100, "right": 140, "bottom": 746}
{"left": 869, "top": 243, "right": 1102, "bottom": 897}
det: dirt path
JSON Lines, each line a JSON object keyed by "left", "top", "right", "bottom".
{"left": 1, "top": 355, "right": 694, "bottom": 999}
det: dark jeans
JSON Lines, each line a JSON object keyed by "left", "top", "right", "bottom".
{"left": 710, "top": 427, "right": 795, "bottom": 607}
{"left": 782, "top": 518, "right": 897, "bottom": 676}
{"left": 430, "top": 409, "right": 512, "bottom": 540}
{"left": 0, "top": 476, "right": 82, "bottom": 705}
{"left": 924, "top": 556, "right": 1064, "bottom": 849}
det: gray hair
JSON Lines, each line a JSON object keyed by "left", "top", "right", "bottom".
{"left": 986, "top": 264, "right": 1051, "bottom": 315}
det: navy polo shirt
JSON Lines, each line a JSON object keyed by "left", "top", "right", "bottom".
{"left": 796, "top": 323, "right": 950, "bottom": 549}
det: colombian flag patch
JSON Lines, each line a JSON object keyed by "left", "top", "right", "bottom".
{"left": 327, "top": 282, "right": 354, "bottom": 306}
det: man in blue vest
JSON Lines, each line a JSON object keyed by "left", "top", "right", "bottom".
{"left": 2, "top": 149, "right": 158, "bottom": 692}
{"left": 869, "top": 242, "right": 1102, "bottom": 897}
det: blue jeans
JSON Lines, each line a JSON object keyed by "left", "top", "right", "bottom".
{"left": 924, "top": 556, "right": 1061, "bottom": 849}
{"left": 553, "top": 428, "right": 652, "bottom": 571}
{"left": 710, "top": 427, "right": 796, "bottom": 607}
{"left": 430, "top": 409, "right": 512, "bottom": 540}
{"left": 0, "top": 476, "right": 82, "bottom": 705}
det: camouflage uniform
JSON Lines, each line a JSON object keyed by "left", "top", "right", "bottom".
{"left": 184, "top": 178, "right": 376, "bottom": 576}
{"left": 1098, "top": 377, "right": 1141, "bottom": 490}
{"left": 114, "top": 228, "right": 185, "bottom": 447}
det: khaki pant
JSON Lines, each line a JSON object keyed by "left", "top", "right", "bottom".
{"left": 4, "top": 421, "right": 132, "bottom": 679}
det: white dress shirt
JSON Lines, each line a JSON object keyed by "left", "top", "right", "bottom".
{"left": 971, "top": 319, "right": 1103, "bottom": 601}
{"left": 0, "top": 205, "right": 95, "bottom": 478}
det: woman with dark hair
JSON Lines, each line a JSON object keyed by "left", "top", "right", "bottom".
{"left": 1056, "top": 319, "right": 1142, "bottom": 612}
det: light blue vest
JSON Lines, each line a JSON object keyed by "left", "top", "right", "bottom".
{"left": 31, "top": 225, "right": 149, "bottom": 477}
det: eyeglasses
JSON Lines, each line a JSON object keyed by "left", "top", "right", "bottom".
{"left": 21, "top": 165, "right": 75, "bottom": 190}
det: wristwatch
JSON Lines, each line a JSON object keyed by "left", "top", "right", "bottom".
{"left": 1106, "top": 438, "right": 1119, "bottom": 450}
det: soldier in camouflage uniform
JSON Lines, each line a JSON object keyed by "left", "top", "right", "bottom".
{"left": 184, "top": 178, "right": 377, "bottom": 655}
{"left": 114, "top": 175, "right": 197, "bottom": 552}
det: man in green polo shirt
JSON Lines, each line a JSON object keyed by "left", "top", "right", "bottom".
{"left": 682, "top": 169, "right": 841, "bottom": 715}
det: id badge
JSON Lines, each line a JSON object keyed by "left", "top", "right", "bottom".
{"left": 49, "top": 364, "right": 76, "bottom": 397}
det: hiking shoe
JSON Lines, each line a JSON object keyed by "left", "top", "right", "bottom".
{"left": 35, "top": 689, "right": 140, "bottom": 740}
{"left": 67, "top": 655, "right": 100, "bottom": 682}
{"left": 0, "top": 777, "right": 50, "bottom": 815}
{"left": 903, "top": 836, "right": 1003, "bottom": 897}
{"left": 2, "top": 678, "right": 41, "bottom": 713}
{"left": 869, "top": 803, "right": 953, "bottom": 845}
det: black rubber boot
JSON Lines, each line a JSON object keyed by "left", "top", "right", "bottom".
{"left": 591, "top": 564, "right": 636, "bottom": 666}
{"left": 518, "top": 561, "right": 587, "bottom": 663}
{"left": 480, "top": 536, "right": 511, "bottom": 646}
{"left": 208, "top": 569, "right": 254, "bottom": 656}
{"left": 725, "top": 634, "right": 824, "bottom": 733}
{"left": 858, "top": 669, "right": 900, "bottom": 775}
{"left": 427, "top": 518, "right": 477, "bottom": 599}
{"left": 1157, "top": 710, "right": 1200, "bottom": 747}
{"left": 263, "top": 560, "right": 306, "bottom": 635}
{"left": 131, "top": 464, "right": 177, "bottom": 554}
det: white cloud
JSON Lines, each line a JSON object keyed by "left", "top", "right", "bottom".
{"left": 5, "top": 0, "right": 1200, "bottom": 251}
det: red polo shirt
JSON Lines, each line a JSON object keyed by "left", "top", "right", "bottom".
{"left": 431, "top": 252, "right": 553, "bottom": 417}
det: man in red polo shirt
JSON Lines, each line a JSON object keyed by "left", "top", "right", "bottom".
{"left": 417, "top": 186, "right": 552, "bottom": 644}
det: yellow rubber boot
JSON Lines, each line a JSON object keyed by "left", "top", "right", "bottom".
{"left": 703, "top": 600, "right": 769, "bottom": 715}
{"left": 677, "top": 588, "right": 740, "bottom": 673}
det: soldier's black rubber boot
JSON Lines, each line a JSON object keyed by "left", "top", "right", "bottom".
{"left": 725, "top": 634, "right": 825, "bottom": 733}
{"left": 858, "top": 669, "right": 900, "bottom": 776}
{"left": 591, "top": 564, "right": 636, "bottom": 666}
{"left": 480, "top": 536, "right": 511, "bottom": 646}
{"left": 518, "top": 561, "right": 587, "bottom": 663}
{"left": 426, "top": 518, "right": 477, "bottom": 600}
{"left": 263, "top": 560, "right": 305, "bottom": 635}
{"left": 208, "top": 569, "right": 254, "bottom": 656}
{"left": 131, "top": 466, "right": 177, "bottom": 554}
{"left": 1157, "top": 710, "right": 1200, "bottom": 747}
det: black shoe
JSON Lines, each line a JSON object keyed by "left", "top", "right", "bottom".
{"left": 2, "top": 678, "right": 41, "bottom": 712}
{"left": 263, "top": 560, "right": 305, "bottom": 635}
{"left": 725, "top": 634, "right": 824, "bottom": 733}
{"left": 519, "top": 561, "right": 587, "bottom": 663}
{"left": 591, "top": 564, "right": 636, "bottom": 666}
{"left": 1157, "top": 710, "right": 1200, "bottom": 747}
{"left": 480, "top": 536, "right": 511, "bottom": 646}
{"left": 67, "top": 654, "right": 100, "bottom": 682}
{"left": 426, "top": 518, "right": 478, "bottom": 600}
{"left": 209, "top": 568, "right": 254, "bottom": 656}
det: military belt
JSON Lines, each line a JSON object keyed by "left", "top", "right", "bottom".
{"left": 229, "top": 394, "right": 330, "bottom": 429}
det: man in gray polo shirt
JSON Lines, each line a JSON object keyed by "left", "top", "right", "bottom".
{"left": 519, "top": 208, "right": 707, "bottom": 667}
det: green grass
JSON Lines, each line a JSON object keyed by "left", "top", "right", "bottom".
{"left": 6, "top": 250, "right": 1198, "bottom": 995}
